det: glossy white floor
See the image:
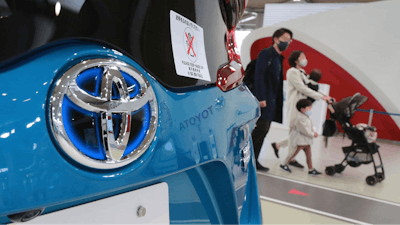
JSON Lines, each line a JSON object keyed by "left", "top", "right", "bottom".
{"left": 260, "top": 200, "right": 349, "bottom": 224}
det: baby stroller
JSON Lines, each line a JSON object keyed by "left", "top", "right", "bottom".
{"left": 324, "top": 93, "right": 385, "bottom": 186}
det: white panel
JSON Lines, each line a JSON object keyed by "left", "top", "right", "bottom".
{"left": 263, "top": 4, "right": 359, "bottom": 27}
{"left": 271, "top": 81, "right": 330, "bottom": 135}
{"left": 16, "top": 183, "right": 169, "bottom": 224}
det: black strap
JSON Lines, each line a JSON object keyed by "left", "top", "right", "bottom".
{"left": 263, "top": 47, "right": 274, "bottom": 66}
{"left": 299, "top": 70, "right": 310, "bottom": 84}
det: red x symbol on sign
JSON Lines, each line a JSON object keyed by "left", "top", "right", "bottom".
{"left": 185, "top": 32, "right": 196, "bottom": 57}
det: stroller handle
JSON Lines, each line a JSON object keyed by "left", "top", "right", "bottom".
{"left": 317, "top": 90, "right": 335, "bottom": 112}
{"left": 318, "top": 91, "right": 335, "bottom": 103}
{"left": 324, "top": 96, "right": 336, "bottom": 113}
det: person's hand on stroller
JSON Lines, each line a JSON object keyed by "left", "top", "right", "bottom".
{"left": 322, "top": 96, "right": 336, "bottom": 106}
{"left": 314, "top": 132, "right": 318, "bottom": 138}
{"left": 322, "top": 95, "right": 331, "bottom": 102}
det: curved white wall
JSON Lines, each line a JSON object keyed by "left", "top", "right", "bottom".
{"left": 241, "top": 0, "right": 400, "bottom": 129}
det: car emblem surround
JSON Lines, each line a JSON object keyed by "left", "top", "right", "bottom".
{"left": 49, "top": 58, "right": 158, "bottom": 169}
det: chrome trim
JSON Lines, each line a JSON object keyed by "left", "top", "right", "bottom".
{"left": 49, "top": 58, "right": 158, "bottom": 169}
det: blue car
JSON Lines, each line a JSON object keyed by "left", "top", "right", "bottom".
{"left": 0, "top": 0, "right": 261, "bottom": 224}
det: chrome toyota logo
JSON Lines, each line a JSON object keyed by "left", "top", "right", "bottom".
{"left": 49, "top": 59, "right": 158, "bottom": 169}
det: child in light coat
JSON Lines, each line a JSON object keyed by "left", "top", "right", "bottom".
{"left": 280, "top": 99, "right": 322, "bottom": 175}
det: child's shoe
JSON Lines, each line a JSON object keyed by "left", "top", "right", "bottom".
{"left": 280, "top": 164, "right": 292, "bottom": 173}
{"left": 308, "top": 169, "right": 322, "bottom": 175}
{"left": 289, "top": 160, "right": 304, "bottom": 168}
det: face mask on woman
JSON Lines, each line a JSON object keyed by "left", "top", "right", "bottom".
{"left": 277, "top": 41, "right": 289, "bottom": 52}
{"left": 299, "top": 58, "right": 308, "bottom": 67}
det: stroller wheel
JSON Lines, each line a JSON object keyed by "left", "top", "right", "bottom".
{"left": 325, "top": 166, "right": 336, "bottom": 176}
{"left": 348, "top": 161, "right": 362, "bottom": 167}
{"left": 366, "top": 175, "right": 377, "bottom": 186}
{"left": 335, "top": 164, "right": 345, "bottom": 173}
{"left": 377, "top": 173, "right": 385, "bottom": 181}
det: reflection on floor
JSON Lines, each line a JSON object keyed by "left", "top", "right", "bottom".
{"left": 257, "top": 173, "right": 400, "bottom": 224}
{"left": 260, "top": 200, "right": 349, "bottom": 224}
{"left": 258, "top": 134, "right": 400, "bottom": 203}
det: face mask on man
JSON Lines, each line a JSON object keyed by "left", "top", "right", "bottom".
{"left": 299, "top": 59, "right": 308, "bottom": 67}
{"left": 305, "top": 110, "right": 312, "bottom": 117}
{"left": 277, "top": 40, "right": 289, "bottom": 52}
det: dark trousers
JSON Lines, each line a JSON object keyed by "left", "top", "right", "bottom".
{"left": 251, "top": 119, "right": 272, "bottom": 164}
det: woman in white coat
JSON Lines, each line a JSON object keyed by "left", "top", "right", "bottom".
{"left": 271, "top": 50, "right": 331, "bottom": 167}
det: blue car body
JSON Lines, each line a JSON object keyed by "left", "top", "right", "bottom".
{"left": 0, "top": 1, "right": 261, "bottom": 224}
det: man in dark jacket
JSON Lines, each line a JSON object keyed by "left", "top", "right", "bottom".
{"left": 251, "top": 28, "right": 293, "bottom": 171}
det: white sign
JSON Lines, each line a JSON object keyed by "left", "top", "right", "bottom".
{"left": 170, "top": 10, "right": 211, "bottom": 81}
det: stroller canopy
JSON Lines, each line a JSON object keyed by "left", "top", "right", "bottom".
{"left": 333, "top": 93, "right": 368, "bottom": 120}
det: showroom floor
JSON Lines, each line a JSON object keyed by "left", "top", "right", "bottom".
{"left": 260, "top": 200, "right": 348, "bottom": 224}
{"left": 257, "top": 135, "right": 400, "bottom": 224}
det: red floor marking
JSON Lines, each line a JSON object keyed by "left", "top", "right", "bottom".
{"left": 288, "top": 189, "right": 310, "bottom": 196}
